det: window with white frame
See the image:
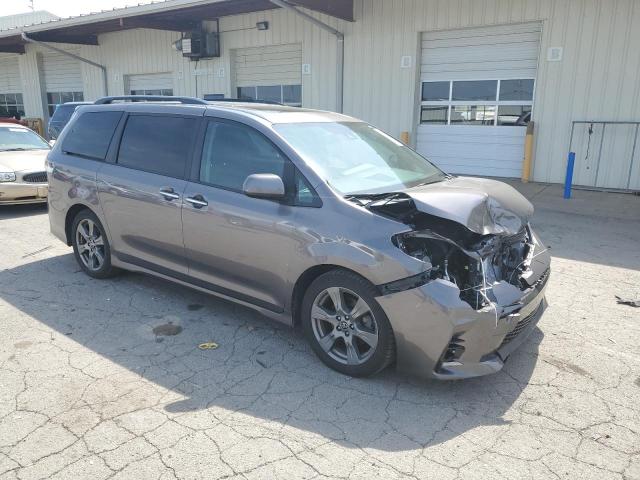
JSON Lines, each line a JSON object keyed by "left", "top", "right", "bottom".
{"left": 0, "top": 93, "right": 25, "bottom": 118}
{"left": 237, "top": 85, "right": 302, "bottom": 107}
{"left": 420, "top": 79, "right": 534, "bottom": 126}
{"left": 47, "top": 91, "right": 84, "bottom": 116}
{"left": 130, "top": 88, "right": 174, "bottom": 97}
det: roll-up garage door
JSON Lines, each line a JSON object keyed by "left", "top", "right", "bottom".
{"left": 234, "top": 44, "right": 302, "bottom": 106}
{"left": 42, "top": 50, "right": 84, "bottom": 116}
{"left": 126, "top": 72, "right": 174, "bottom": 96}
{"left": 417, "top": 23, "right": 541, "bottom": 178}
{"left": 0, "top": 56, "right": 24, "bottom": 116}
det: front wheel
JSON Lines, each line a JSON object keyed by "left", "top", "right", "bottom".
{"left": 302, "top": 270, "right": 396, "bottom": 377}
{"left": 71, "top": 210, "right": 118, "bottom": 279}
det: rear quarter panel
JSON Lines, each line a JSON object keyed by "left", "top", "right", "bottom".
{"left": 47, "top": 149, "right": 108, "bottom": 246}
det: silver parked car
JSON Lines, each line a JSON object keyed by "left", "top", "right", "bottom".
{"left": 47, "top": 97, "right": 550, "bottom": 379}
{"left": 0, "top": 123, "right": 50, "bottom": 204}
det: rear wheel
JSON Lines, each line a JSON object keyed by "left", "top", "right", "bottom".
{"left": 302, "top": 270, "right": 395, "bottom": 377}
{"left": 71, "top": 210, "right": 118, "bottom": 279}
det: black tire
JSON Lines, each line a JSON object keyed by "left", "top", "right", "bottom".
{"left": 71, "top": 209, "right": 118, "bottom": 279}
{"left": 302, "top": 269, "right": 396, "bottom": 377}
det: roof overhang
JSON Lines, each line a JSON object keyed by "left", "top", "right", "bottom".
{"left": 0, "top": 0, "right": 353, "bottom": 53}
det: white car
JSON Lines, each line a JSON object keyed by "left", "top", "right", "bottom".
{"left": 0, "top": 123, "right": 50, "bottom": 205}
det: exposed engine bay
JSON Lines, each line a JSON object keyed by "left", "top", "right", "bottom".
{"left": 347, "top": 192, "right": 536, "bottom": 310}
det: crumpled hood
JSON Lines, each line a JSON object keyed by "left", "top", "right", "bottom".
{"left": 403, "top": 176, "right": 534, "bottom": 236}
{"left": 0, "top": 149, "right": 49, "bottom": 173}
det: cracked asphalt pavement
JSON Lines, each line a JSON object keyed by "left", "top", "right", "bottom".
{"left": 1, "top": 187, "right": 639, "bottom": 480}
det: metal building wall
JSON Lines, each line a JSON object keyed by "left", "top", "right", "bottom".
{"left": 342, "top": 0, "right": 640, "bottom": 185}
{"left": 17, "top": 49, "right": 45, "bottom": 119}
{"left": 78, "top": 6, "right": 340, "bottom": 112}
{"left": 3, "top": 0, "right": 639, "bottom": 185}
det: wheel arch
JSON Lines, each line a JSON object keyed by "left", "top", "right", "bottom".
{"left": 291, "top": 264, "right": 382, "bottom": 328}
{"left": 64, "top": 204, "right": 95, "bottom": 246}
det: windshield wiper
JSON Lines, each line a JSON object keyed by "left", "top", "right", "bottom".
{"left": 414, "top": 173, "right": 453, "bottom": 188}
{"left": 345, "top": 192, "right": 406, "bottom": 208}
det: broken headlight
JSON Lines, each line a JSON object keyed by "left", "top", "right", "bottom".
{"left": 392, "top": 232, "right": 487, "bottom": 309}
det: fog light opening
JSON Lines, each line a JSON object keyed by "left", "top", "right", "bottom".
{"left": 443, "top": 335, "right": 466, "bottom": 363}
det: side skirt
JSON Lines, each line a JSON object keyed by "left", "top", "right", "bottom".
{"left": 113, "top": 252, "right": 292, "bottom": 326}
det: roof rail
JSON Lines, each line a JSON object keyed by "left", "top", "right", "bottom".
{"left": 94, "top": 95, "right": 208, "bottom": 105}
{"left": 207, "top": 98, "right": 283, "bottom": 106}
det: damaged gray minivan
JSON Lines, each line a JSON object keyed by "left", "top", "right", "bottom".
{"left": 47, "top": 96, "right": 550, "bottom": 380}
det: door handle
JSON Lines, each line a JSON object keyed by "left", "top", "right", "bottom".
{"left": 185, "top": 194, "right": 208, "bottom": 209}
{"left": 159, "top": 187, "right": 180, "bottom": 201}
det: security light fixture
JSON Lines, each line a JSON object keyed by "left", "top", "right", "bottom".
{"left": 256, "top": 21, "right": 269, "bottom": 31}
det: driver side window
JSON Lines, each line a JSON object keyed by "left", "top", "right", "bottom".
{"left": 199, "top": 120, "right": 286, "bottom": 191}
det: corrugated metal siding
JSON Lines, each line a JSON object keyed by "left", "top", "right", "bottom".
{"left": 343, "top": 0, "right": 640, "bottom": 187}
{"left": 95, "top": 8, "right": 337, "bottom": 110}
{"left": 97, "top": 29, "right": 191, "bottom": 99}
{"left": 0, "top": 56, "right": 21, "bottom": 93}
{"left": 6, "top": 0, "right": 640, "bottom": 187}
{"left": 421, "top": 23, "right": 541, "bottom": 81}
{"left": 17, "top": 49, "right": 46, "bottom": 118}
{"left": 41, "top": 50, "right": 83, "bottom": 92}
{"left": 211, "top": 8, "right": 337, "bottom": 109}
{"left": 234, "top": 44, "right": 302, "bottom": 87}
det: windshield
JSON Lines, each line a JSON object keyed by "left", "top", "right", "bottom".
{"left": 274, "top": 122, "right": 446, "bottom": 195}
{"left": 0, "top": 126, "right": 50, "bottom": 152}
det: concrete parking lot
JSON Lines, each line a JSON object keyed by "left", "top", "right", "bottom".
{"left": 1, "top": 183, "right": 639, "bottom": 480}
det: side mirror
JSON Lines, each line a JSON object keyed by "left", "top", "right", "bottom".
{"left": 242, "top": 173, "right": 285, "bottom": 200}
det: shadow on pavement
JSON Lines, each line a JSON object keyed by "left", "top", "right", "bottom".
{"left": 0, "top": 203, "right": 48, "bottom": 220}
{"left": 1, "top": 253, "right": 542, "bottom": 452}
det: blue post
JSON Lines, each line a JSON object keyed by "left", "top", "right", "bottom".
{"left": 564, "top": 152, "right": 576, "bottom": 199}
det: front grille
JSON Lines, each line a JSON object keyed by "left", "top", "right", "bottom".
{"left": 535, "top": 268, "right": 550, "bottom": 289}
{"left": 499, "top": 306, "right": 539, "bottom": 348}
{"left": 22, "top": 172, "right": 47, "bottom": 183}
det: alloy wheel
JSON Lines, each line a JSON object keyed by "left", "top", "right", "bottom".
{"left": 76, "top": 218, "right": 105, "bottom": 271}
{"left": 310, "top": 286, "right": 379, "bottom": 366}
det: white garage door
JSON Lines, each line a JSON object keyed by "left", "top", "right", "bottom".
{"left": 126, "top": 72, "right": 174, "bottom": 96}
{"left": 42, "top": 50, "right": 84, "bottom": 116}
{"left": 234, "top": 44, "right": 302, "bottom": 106}
{"left": 417, "top": 23, "right": 541, "bottom": 178}
{"left": 0, "top": 56, "right": 24, "bottom": 116}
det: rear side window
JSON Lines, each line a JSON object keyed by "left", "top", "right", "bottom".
{"left": 117, "top": 115, "right": 197, "bottom": 178}
{"left": 199, "top": 120, "right": 286, "bottom": 191}
{"left": 51, "top": 105, "right": 76, "bottom": 123}
{"left": 62, "top": 111, "right": 122, "bottom": 160}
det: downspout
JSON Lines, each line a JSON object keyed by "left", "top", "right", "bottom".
{"left": 268, "top": 0, "right": 344, "bottom": 113}
{"left": 21, "top": 32, "right": 109, "bottom": 96}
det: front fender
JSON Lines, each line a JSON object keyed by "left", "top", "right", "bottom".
{"left": 288, "top": 201, "right": 428, "bottom": 290}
